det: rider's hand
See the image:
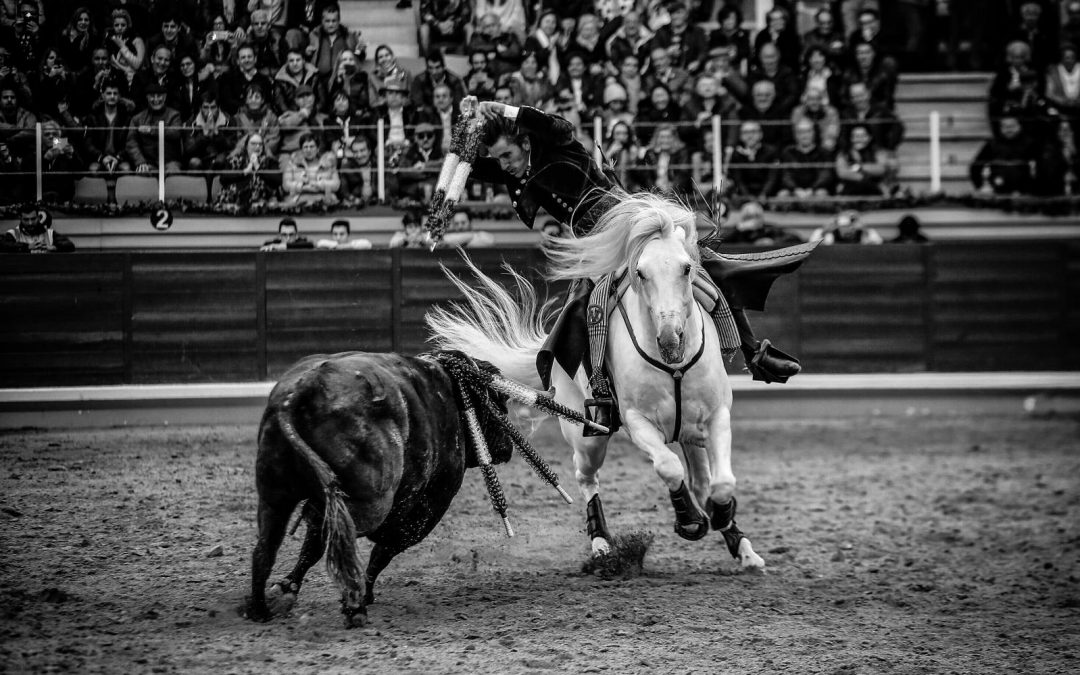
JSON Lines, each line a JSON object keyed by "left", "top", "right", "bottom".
{"left": 477, "top": 101, "right": 505, "bottom": 120}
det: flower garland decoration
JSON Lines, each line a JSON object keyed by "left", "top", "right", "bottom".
{"left": 426, "top": 96, "right": 484, "bottom": 246}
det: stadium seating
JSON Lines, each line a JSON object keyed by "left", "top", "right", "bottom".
{"left": 164, "top": 175, "right": 209, "bottom": 203}
{"left": 114, "top": 175, "right": 161, "bottom": 206}
{"left": 72, "top": 177, "right": 110, "bottom": 205}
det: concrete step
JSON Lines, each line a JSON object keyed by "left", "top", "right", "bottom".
{"left": 903, "top": 112, "right": 989, "bottom": 139}
{"left": 897, "top": 99, "right": 988, "bottom": 123}
{"left": 898, "top": 139, "right": 983, "bottom": 167}
{"left": 340, "top": 0, "right": 418, "bottom": 58}
{"left": 896, "top": 72, "right": 993, "bottom": 102}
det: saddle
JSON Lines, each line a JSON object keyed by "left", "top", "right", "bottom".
{"left": 581, "top": 270, "right": 741, "bottom": 437}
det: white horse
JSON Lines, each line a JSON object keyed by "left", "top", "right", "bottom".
{"left": 427, "top": 193, "right": 765, "bottom": 570}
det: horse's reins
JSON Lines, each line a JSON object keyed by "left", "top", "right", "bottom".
{"left": 615, "top": 299, "right": 707, "bottom": 443}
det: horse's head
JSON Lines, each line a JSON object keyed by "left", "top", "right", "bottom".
{"left": 633, "top": 226, "right": 697, "bottom": 364}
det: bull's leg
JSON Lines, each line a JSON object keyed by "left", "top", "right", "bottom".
{"left": 702, "top": 407, "right": 764, "bottom": 571}
{"left": 246, "top": 497, "right": 295, "bottom": 622}
{"left": 270, "top": 502, "right": 326, "bottom": 611}
{"left": 363, "top": 543, "right": 400, "bottom": 606}
{"left": 623, "top": 408, "right": 709, "bottom": 541}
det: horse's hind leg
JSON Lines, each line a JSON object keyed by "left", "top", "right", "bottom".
{"left": 703, "top": 408, "right": 764, "bottom": 571}
{"left": 246, "top": 496, "right": 296, "bottom": 622}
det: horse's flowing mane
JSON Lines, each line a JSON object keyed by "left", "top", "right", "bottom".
{"left": 545, "top": 191, "right": 701, "bottom": 281}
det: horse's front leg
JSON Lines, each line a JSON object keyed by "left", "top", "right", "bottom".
{"left": 623, "top": 409, "right": 708, "bottom": 541}
{"left": 703, "top": 407, "right": 765, "bottom": 571}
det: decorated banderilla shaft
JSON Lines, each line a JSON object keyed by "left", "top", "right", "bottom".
{"left": 486, "top": 373, "right": 611, "bottom": 436}
{"left": 482, "top": 398, "right": 573, "bottom": 505}
{"left": 455, "top": 380, "right": 514, "bottom": 538}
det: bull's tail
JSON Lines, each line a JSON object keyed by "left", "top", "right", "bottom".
{"left": 276, "top": 388, "right": 365, "bottom": 610}
{"left": 426, "top": 257, "right": 549, "bottom": 389}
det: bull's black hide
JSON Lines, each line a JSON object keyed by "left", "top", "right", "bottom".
{"left": 245, "top": 350, "right": 509, "bottom": 627}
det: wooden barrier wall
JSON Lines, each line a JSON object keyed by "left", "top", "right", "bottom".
{"left": 1, "top": 243, "right": 1075, "bottom": 387}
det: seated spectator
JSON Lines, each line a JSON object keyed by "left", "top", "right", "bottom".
{"left": 260, "top": 216, "right": 314, "bottom": 251}
{"left": 1040, "top": 117, "right": 1080, "bottom": 195}
{"left": 278, "top": 85, "right": 327, "bottom": 166}
{"left": 753, "top": 5, "right": 802, "bottom": 72}
{"left": 800, "top": 7, "right": 847, "bottom": 70}
{"left": 988, "top": 41, "right": 1043, "bottom": 124}
{"left": 684, "top": 74, "right": 740, "bottom": 143}
{"left": 709, "top": 6, "right": 752, "bottom": 74}
{"left": 737, "top": 80, "right": 793, "bottom": 150}
{"left": 779, "top": 117, "right": 835, "bottom": 197}
{"left": 30, "top": 48, "right": 77, "bottom": 123}
{"left": 524, "top": 9, "right": 563, "bottom": 84}
{"left": 840, "top": 82, "right": 904, "bottom": 152}
{"left": 184, "top": 91, "right": 235, "bottom": 174}
{"left": 244, "top": 9, "right": 287, "bottom": 78}
{"left": 324, "top": 90, "right": 372, "bottom": 160}
{"left": 172, "top": 54, "right": 212, "bottom": 123}
{"left": 503, "top": 50, "right": 555, "bottom": 109}
{"left": 104, "top": 8, "right": 145, "bottom": 86}
{"left": 809, "top": 210, "right": 884, "bottom": 245}
{"left": 472, "top": 0, "right": 528, "bottom": 40}
{"left": 371, "top": 44, "right": 413, "bottom": 107}
{"left": 1, "top": 202, "right": 74, "bottom": 253}
{"left": 126, "top": 82, "right": 183, "bottom": 175}
{"left": 847, "top": 7, "right": 889, "bottom": 62}
{"left": 146, "top": 13, "right": 198, "bottom": 68}
{"left": 792, "top": 85, "right": 841, "bottom": 152}
{"left": 651, "top": 1, "right": 707, "bottom": 74}
{"left": 219, "top": 44, "right": 275, "bottom": 116}
{"left": 0, "top": 83, "right": 35, "bottom": 158}
{"left": 72, "top": 48, "right": 116, "bottom": 118}
{"left": 1045, "top": 44, "right": 1080, "bottom": 128}
{"left": 464, "top": 47, "right": 498, "bottom": 99}
{"left": 0, "top": 1, "right": 45, "bottom": 74}
{"left": 411, "top": 48, "right": 467, "bottom": 111}
{"left": 130, "top": 45, "right": 174, "bottom": 108}
{"left": 604, "top": 119, "right": 641, "bottom": 191}
{"left": 420, "top": 0, "right": 471, "bottom": 55}
{"left": 38, "top": 120, "right": 84, "bottom": 202}
{"left": 636, "top": 83, "right": 690, "bottom": 147}
{"left": 322, "top": 48, "right": 375, "bottom": 117}
{"left": 306, "top": 3, "right": 365, "bottom": 83}
{"left": 218, "top": 132, "right": 281, "bottom": 205}
{"left": 644, "top": 45, "right": 692, "bottom": 106}
{"left": 231, "top": 83, "right": 282, "bottom": 164}
{"left": 337, "top": 133, "right": 375, "bottom": 204}
{"left": 701, "top": 45, "right": 749, "bottom": 105}
{"left": 395, "top": 121, "right": 443, "bottom": 203}
{"left": 429, "top": 83, "right": 459, "bottom": 154}
{"left": 85, "top": 81, "right": 134, "bottom": 175}
{"left": 835, "top": 123, "right": 891, "bottom": 197}
{"left": 56, "top": 7, "right": 99, "bottom": 73}
{"left": 200, "top": 16, "right": 239, "bottom": 75}
{"left": 599, "top": 81, "right": 634, "bottom": 135}
{"left": 374, "top": 74, "right": 423, "bottom": 169}
{"left": 841, "top": 41, "right": 897, "bottom": 110}
{"left": 748, "top": 43, "right": 801, "bottom": 116}
{"left": 569, "top": 13, "right": 607, "bottom": 74}
{"left": 892, "top": 214, "right": 929, "bottom": 244}
{"left": 634, "top": 122, "right": 693, "bottom": 197}
{"left": 605, "top": 9, "right": 653, "bottom": 76}
{"left": 1010, "top": 1, "right": 1054, "bottom": 73}
{"left": 549, "top": 90, "right": 583, "bottom": 133}
{"left": 283, "top": 132, "right": 340, "bottom": 204}
{"left": 723, "top": 201, "right": 804, "bottom": 246}
{"left": 439, "top": 208, "right": 495, "bottom": 248}
{"left": 969, "top": 114, "right": 1038, "bottom": 195}
{"left": 800, "top": 45, "right": 843, "bottom": 109}
{"left": 691, "top": 125, "right": 723, "bottom": 199}
{"left": 274, "top": 48, "right": 320, "bottom": 114}
{"left": 612, "top": 52, "right": 646, "bottom": 115}
{"left": 726, "top": 120, "right": 781, "bottom": 200}
{"left": 467, "top": 11, "right": 524, "bottom": 81}
{"left": 316, "top": 218, "right": 373, "bottom": 249}
{"left": 388, "top": 210, "right": 431, "bottom": 248}
{"left": 556, "top": 49, "right": 604, "bottom": 116}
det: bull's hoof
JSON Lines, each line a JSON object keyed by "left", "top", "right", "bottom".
{"left": 242, "top": 599, "right": 273, "bottom": 623}
{"left": 342, "top": 607, "right": 367, "bottom": 629}
{"left": 267, "top": 582, "right": 298, "bottom": 614}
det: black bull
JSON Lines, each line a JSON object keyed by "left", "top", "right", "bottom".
{"left": 245, "top": 351, "right": 510, "bottom": 627}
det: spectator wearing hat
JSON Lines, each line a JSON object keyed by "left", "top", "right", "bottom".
{"left": 274, "top": 47, "right": 321, "bottom": 114}
{"left": 702, "top": 45, "right": 749, "bottom": 103}
{"left": 410, "top": 48, "right": 468, "bottom": 111}
{"left": 184, "top": 90, "right": 235, "bottom": 174}
{"left": 374, "top": 72, "right": 424, "bottom": 168}
{"left": 218, "top": 44, "right": 275, "bottom": 116}
{"left": 396, "top": 120, "right": 444, "bottom": 203}
{"left": 261, "top": 216, "right": 314, "bottom": 251}
{"left": 306, "top": 2, "right": 365, "bottom": 82}
{"left": 316, "top": 218, "right": 373, "bottom": 249}
{"left": 126, "top": 80, "right": 183, "bottom": 174}
{"left": 231, "top": 82, "right": 281, "bottom": 163}
{"left": 600, "top": 79, "right": 634, "bottom": 131}
{"left": 650, "top": 1, "right": 708, "bottom": 74}
{"left": 85, "top": 80, "right": 134, "bottom": 175}
{"left": 554, "top": 50, "right": 603, "bottom": 118}
{"left": 278, "top": 84, "right": 327, "bottom": 165}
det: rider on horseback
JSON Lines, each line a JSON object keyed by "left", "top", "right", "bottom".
{"left": 468, "top": 102, "right": 812, "bottom": 430}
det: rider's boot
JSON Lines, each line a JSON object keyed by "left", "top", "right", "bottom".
{"left": 732, "top": 308, "right": 800, "bottom": 383}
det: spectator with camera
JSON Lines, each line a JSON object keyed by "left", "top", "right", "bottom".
{"left": 0, "top": 2, "right": 44, "bottom": 73}
{"left": 322, "top": 48, "right": 375, "bottom": 117}
{"left": 1, "top": 203, "right": 74, "bottom": 253}
{"left": 260, "top": 216, "right": 314, "bottom": 251}
{"left": 184, "top": 90, "right": 236, "bottom": 175}
{"left": 38, "top": 119, "right": 84, "bottom": 202}
{"left": 84, "top": 80, "right": 133, "bottom": 175}
{"left": 307, "top": 2, "right": 365, "bottom": 82}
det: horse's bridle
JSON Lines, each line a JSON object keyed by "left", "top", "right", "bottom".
{"left": 615, "top": 299, "right": 706, "bottom": 443}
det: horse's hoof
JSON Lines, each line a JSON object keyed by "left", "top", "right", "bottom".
{"left": 591, "top": 536, "right": 611, "bottom": 557}
{"left": 242, "top": 602, "right": 272, "bottom": 623}
{"left": 738, "top": 540, "right": 766, "bottom": 572}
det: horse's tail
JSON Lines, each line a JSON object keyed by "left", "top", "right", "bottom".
{"left": 276, "top": 379, "right": 364, "bottom": 610}
{"left": 426, "top": 256, "right": 549, "bottom": 390}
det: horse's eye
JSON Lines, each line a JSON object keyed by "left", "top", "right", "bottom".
{"left": 683, "top": 263, "right": 692, "bottom": 276}
{"left": 636, "top": 269, "right": 646, "bottom": 281}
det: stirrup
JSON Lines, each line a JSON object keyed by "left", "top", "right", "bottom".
{"left": 746, "top": 339, "right": 801, "bottom": 384}
{"left": 583, "top": 397, "right": 616, "bottom": 437}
